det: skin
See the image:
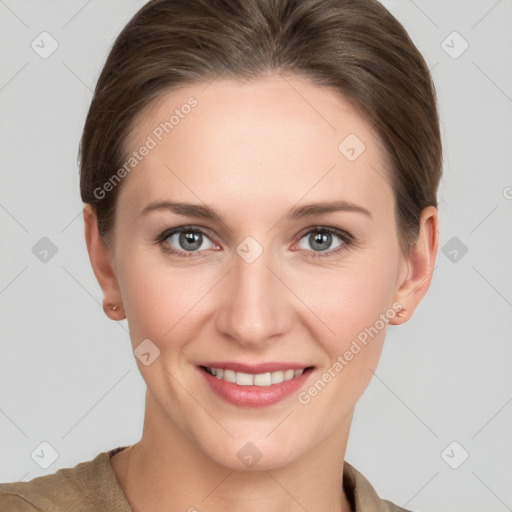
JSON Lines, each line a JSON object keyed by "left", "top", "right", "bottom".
{"left": 83, "top": 73, "right": 438, "bottom": 512}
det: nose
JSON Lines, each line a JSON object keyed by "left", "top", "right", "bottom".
{"left": 215, "top": 246, "right": 291, "bottom": 349}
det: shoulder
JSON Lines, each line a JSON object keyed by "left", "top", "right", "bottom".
{"left": 0, "top": 447, "right": 129, "bottom": 512}
{"left": 343, "top": 461, "right": 415, "bottom": 512}
{"left": 0, "top": 468, "right": 90, "bottom": 511}
{"left": 0, "top": 492, "right": 40, "bottom": 512}
{"left": 381, "top": 498, "right": 415, "bottom": 512}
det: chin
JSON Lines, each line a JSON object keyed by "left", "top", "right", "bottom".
{"left": 199, "top": 432, "right": 306, "bottom": 472}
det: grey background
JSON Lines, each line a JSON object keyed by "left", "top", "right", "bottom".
{"left": 1, "top": 1, "right": 511, "bottom": 511}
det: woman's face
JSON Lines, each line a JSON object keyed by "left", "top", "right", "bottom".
{"left": 99, "top": 74, "right": 418, "bottom": 469}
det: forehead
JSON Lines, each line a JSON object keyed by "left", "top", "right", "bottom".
{"left": 118, "top": 74, "right": 393, "bottom": 220}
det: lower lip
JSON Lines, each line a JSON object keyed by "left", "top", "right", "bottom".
{"left": 198, "top": 366, "right": 314, "bottom": 408}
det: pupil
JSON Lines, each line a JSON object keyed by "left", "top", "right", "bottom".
{"left": 180, "top": 231, "right": 201, "bottom": 251}
{"left": 311, "top": 232, "right": 331, "bottom": 251}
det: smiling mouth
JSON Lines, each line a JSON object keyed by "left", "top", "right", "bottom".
{"left": 199, "top": 365, "right": 315, "bottom": 387}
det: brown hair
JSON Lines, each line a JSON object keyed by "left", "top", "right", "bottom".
{"left": 79, "top": 0, "right": 442, "bottom": 254}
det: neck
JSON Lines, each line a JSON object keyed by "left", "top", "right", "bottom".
{"left": 111, "top": 392, "right": 354, "bottom": 512}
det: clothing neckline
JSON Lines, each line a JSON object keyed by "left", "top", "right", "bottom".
{"left": 103, "top": 445, "right": 388, "bottom": 512}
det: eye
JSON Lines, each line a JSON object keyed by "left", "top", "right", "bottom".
{"left": 156, "top": 226, "right": 217, "bottom": 258}
{"left": 296, "top": 227, "right": 353, "bottom": 259}
{"left": 155, "top": 225, "right": 355, "bottom": 260}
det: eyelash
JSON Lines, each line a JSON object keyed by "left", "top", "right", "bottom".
{"left": 154, "top": 225, "right": 355, "bottom": 260}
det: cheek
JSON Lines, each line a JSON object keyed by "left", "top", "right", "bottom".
{"left": 296, "top": 248, "right": 398, "bottom": 342}
{"left": 115, "top": 248, "right": 208, "bottom": 348}
{"left": 293, "top": 262, "right": 397, "bottom": 423}
{"left": 115, "top": 254, "right": 217, "bottom": 399}
{"left": 116, "top": 248, "right": 237, "bottom": 379}
{"left": 291, "top": 245, "right": 400, "bottom": 405}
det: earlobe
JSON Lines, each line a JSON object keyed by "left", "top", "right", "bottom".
{"left": 389, "top": 206, "right": 439, "bottom": 325}
{"left": 83, "top": 205, "right": 125, "bottom": 320}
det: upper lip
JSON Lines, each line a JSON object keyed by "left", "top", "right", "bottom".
{"left": 199, "top": 361, "right": 313, "bottom": 374}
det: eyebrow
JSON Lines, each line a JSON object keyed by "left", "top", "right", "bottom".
{"left": 140, "top": 199, "right": 372, "bottom": 226}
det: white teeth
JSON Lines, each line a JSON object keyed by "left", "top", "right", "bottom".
{"left": 236, "top": 372, "right": 254, "bottom": 385}
{"left": 271, "top": 371, "right": 284, "bottom": 384}
{"left": 253, "top": 372, "right": 271, "bottom": 386}
{"left": 206, "top": 367, "right": 307, "bottom": 386}
{"left": 223, "top": 369, "right": 236, "bottom": 383}
{"left": 283, "top": 369, "right": 295, "bottom": 381}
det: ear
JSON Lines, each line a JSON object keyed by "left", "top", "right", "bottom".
{"left": 389, "top": 205, "right": 439, "bottom": 325}
{"left": 83, "top": 204, "right": 125, "bottom": 320}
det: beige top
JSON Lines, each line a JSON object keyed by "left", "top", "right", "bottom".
{"left": 0, "top": 446, "right": 412, "bottom": 511}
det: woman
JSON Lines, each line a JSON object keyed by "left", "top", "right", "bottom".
{"left": 0, "top": 0, "right": 440, "bottom": 510}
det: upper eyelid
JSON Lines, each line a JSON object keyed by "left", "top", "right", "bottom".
{"left": 161, "top": 225, "right": 218, "bottom": 243}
